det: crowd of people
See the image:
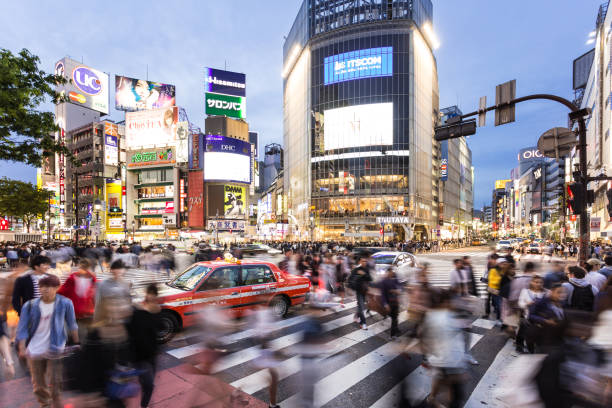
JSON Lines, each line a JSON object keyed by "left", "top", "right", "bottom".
{"left": 0, "top": 239, "right": 610, "bottom": 407}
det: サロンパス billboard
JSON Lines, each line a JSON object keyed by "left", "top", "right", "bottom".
{"left": 115, "top": 75, "right": 176, "bottom": 112}
{"left": 205, "top": 93, "right": 246, "bottom": 119}
{"left": 125, "top": 106, "right": 178, "bottom": 149}
{"left": 55, "top": 58, "right": 110, "bottom": 114}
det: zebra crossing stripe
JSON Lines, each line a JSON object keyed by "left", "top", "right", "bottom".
{"left": 166, "top": 302, "right": 358, "bottom": 360}
{"left": 231, "top": 312, "right": 409, "bottom": 395}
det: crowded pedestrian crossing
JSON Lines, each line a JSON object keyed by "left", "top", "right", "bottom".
{"left": 158, "top": 298, "right": 509, "bottom": 408}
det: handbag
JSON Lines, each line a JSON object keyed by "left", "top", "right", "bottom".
{"left": 105, "top": 365, "right": 141, "bottom": 400}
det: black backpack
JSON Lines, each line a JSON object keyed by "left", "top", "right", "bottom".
{"left": 569, "top": 282, "right": 594, "bottom": 311}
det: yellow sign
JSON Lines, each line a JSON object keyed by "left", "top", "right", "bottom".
{"left": 495, "top": 179, "right": 511, "bottom": 190}
{"left": 106, "top": 179, "right": 123, "bottom": 232}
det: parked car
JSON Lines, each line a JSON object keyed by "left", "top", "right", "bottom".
{"left": 527, "top": 243, "right": 541, "bottom": 254}
{"left": 156, "top": 259, "right": 310, "bottom": 343}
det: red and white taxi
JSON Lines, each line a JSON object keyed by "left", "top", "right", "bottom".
{"left": 156, "top": 258, "right": 311, "bottom": 342}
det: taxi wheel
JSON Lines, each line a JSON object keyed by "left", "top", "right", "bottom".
{"left": 270, "top": 296, "right": 289, "bottom": 318}
{"left": 158, "top": 311, "right": 180, "bottom": 344}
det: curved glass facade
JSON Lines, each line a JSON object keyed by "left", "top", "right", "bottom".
{"left": 283, "top": 0, "right": 438, "bottom": 240}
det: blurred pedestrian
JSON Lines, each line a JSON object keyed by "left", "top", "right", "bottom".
{"left": 58, "top": 258, "right": 97, "bottom": 340}
{"left": 12, "top": 255, "right": 51, "bottom": 316}
{"left": 380, "top": 266, "right": 402, "bottom": 339}
{"left": 516, "top": 275, "right": 546, "bottom": 354}
{"left": 348, "top": 254, "right": 372, "bottom": 330}
{"left": 94, "top": 260, "right": 131, "bottom": 321}
{"left": 529, "top": 283, "right": 567, "bottom": 353}
{"left": 16, "top": 274, "right": 79, "bottom": 408}
{"left": 563, "top": 266, "right": 598, "bottom": 312}
{"left": 585, "top": 258, "right": 607, "bottom": 291}
{"left": 128, "top": 283, "right": 162, "bottom": 408}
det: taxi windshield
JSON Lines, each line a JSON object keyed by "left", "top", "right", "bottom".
{"left": 168, "top": 265, "right": 211, "bottom": 291}
{"left": 373, "top": 255, "right": 396, "bottom": 265}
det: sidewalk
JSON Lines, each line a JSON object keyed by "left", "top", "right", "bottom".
{"left": 0, "top": 362, "right": 268, "bottom": 408}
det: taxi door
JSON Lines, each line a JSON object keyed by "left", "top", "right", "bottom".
{"left": 193, "top": 265, "right": 243, "bottom": 315}
{"left": 239, "top": 264, "right": 278, "bottom": 310}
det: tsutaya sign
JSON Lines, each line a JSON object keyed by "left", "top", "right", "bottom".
{"left": 376, "top": 216, "right": 412, "bottom": 224}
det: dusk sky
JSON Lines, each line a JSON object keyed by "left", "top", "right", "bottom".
{"left": 0, "top": 0, "right": 601, "bottom": 207}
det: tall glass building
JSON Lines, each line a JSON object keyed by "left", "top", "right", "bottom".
{"left": 283, "top": 0, "right": 439, "bottom": 240}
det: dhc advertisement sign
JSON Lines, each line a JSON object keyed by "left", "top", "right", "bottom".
{"left": 324, "top": 47, "right": 392, "bottom": 85}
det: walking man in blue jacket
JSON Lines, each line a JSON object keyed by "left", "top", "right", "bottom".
{"left": 16, "top": 274, "right": 78, "bottom": 408}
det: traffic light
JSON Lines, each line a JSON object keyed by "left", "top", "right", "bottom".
{"left": 434, "top": 119, "right": 477, "bottom": 141}
{"left": 606, "top": 189, "right": 612, "bottom": 217}
{"left": 567, "top": 182, "right": 585, "bottom": 214}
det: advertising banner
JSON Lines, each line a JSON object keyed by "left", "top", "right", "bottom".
{"left": 104, "top": 134, "right": 118, "bottom": 166}
{"left": 55, "top": 58, "right": 109, "bottom": 114}
{"left": 324, "top": 47, "right": 392, "bottom": 85}
{"left": 189, "top": 133, "right": 203, "bottom": 169}
{"left": 204, "top": 135, "right": 251, "bottom": 183}
{"left": 125, "top": 106, "right": 178, "bottom": 149}
{"left": 205, "top": 92, "right": 246, "bottom": 119}
{"left": 205, "top": 68, "right": 246, "bottom": 97}
{"left": 115, "top": 75, "right": 176, "bottom": 111}
{"left": 188, "top": 171, "right": 204, "bottom": 227}
{"left": 338, "top": 171, "right": 355, "bottom": 194}
{"left": 495, "top": 179, "right": 511, "bottom": 190}
{"left": 324, "top": 103, "right": 392, "bottom": 150}
{"left": 440, "top": 140, "right": 448, "bottom": 181}
{"left": 128, "top": 147, "right": 176, "bottom": 168}
{"left": 591, "top": 217, "right": 601, "bottom": 232}
{"left": 176, "top": 121, "right": 189, "bottom": 163}
{"left": 105, "top": 179, "right": 123, "bottom": 232}
{"left": 224, "top": 185, "right": 245, "bottom": 217}
{"left": 207, "top": 219, "right": 246, "bottom": 232}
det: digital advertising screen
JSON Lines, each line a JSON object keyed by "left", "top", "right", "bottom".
{"left": 55, "top": 58, "right": 110, "bottom": 114}
{"left": 205, "top": 67, "right": 246, "bottom": 97}
{"left": 204, "top": 135, "right": 251, "bottom": 183}
{"left": 323, "top": 102, "right": 393, "bottom": 150}
{"left": 115, "top": 75, "right": 176, "bottom": 112}
{"left": 125, "top": 106, "right": 178, "bottom": 149}
{"left": 205, "top": 92, "right": 246, "bottom": 119}
{"left": 324, "top": 47, "right": 392, "bottom": 85}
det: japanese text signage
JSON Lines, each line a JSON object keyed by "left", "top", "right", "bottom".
{"left": 324, "top": 47, "right": 393, "bottom": 85}
{"left": 204, "top": 68, "right": 246, "bottom": 97}
{"left": 128, "top": 147, "right": 175, "bottom": 167}
{"left": 205, "top": 93, "right": 246, "bottom": 119}
{"left": 440, "top": 140, "right": 448, "bottom": 181}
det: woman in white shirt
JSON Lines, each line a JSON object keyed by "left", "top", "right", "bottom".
{"left": 516, "top": 275, "right": 546, "bottom": 354}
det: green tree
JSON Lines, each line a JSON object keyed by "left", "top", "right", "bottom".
{"left": 0, "top": 178, "right": 52, "bottom": 233}
{"left": 0, "top": 48, "right": 71, "bottom": 166}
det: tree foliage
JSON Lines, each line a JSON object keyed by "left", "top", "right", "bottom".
{"left": 0, "top": 48, "right": 71, "bottom": 166}
{"left": 0, "top": 178, "right": 51, "bottom": 233}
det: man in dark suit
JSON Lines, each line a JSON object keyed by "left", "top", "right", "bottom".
{"left": 11, "top": 255, "right": 51, "bottom": 315}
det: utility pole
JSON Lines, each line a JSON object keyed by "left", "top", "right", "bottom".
{"left": 436, "top": 89, "right": 591, "bottom": 262}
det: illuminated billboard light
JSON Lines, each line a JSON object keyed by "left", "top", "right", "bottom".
{"left": 324, "top": 102, "right": 393, "bottom": 150}
{"left": 324, "top": 47, "right": 392, "bottom": 85}
{"left": 204, "top": 152, "right": 251, "bottom": 183}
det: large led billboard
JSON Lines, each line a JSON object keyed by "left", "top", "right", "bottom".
{"left": 205, "top": 68, "right": 246, "bottom": 97}
{"left": 125, "top": 106, "right": 178, "bottom": 149}
{"left": 323, "top": 102, "right": 393, "bottom": 150}
{"left": 55, "top": 58, "right": 110, "bottom": 114}
{"left": 324, "top": 47, "right": 392, "bottom": 85}
{"left": 204, "top": 135, "right": 251, "bottom": 183}
{"left": 115, "top": 75, "right": 176, "bottom": 111}
{"left": 205, "top": 93, "right": 246, "bottom": 119}
{"left": 224, "top": 185, "right": 245, "bottom": 217}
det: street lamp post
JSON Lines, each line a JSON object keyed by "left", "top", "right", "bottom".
{"left": 131, "top": 220, "right": 135, "bottom": 243}
{"left": 45, "top": 214, "right": 51, "bottom": 243}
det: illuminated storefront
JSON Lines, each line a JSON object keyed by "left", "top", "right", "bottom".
{"left": 283, "top": 0, "right": 438, "bottom": 241}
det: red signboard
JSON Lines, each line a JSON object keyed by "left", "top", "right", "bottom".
{"left": 187, "top": 171, "right": 204, "bottom": 228}
{"left": 0, "top": 218, "right": 10, "bottom": 230}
